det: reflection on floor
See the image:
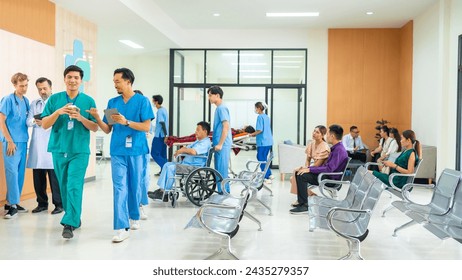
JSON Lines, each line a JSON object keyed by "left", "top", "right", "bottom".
{"left": 1, "top": 151, "right": 461, "bottom": 260}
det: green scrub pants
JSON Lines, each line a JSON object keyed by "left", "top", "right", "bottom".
{"left": 52, "top": 152, "right": 89, "bottom": 228}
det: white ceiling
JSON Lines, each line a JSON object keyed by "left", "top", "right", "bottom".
{"left": 51, "top": 0, "right": 438, "bottom": 55}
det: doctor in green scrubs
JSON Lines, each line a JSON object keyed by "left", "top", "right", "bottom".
{"left": 42, "top": 65, "right": 98, "bottom": 240}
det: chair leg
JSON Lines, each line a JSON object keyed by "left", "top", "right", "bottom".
{"left": 339, "top": 239, "right": 363, "bottom": 260}
{"left": 262, "top": 184, "right": 273, "bottom": 196}
{"left": 205, "top": 237, "right": 239, "bottom": 260}
{"left": 257, "top": 198, "right": 272, "bottom": 216}
{"left": 381, "top": 204, "right": 395, "bottom": 217}
{"left": 393, "top": 220, "right": 417, "bottom": 237}
{"left": 244, "top": 210, "right": 262, "bottom": 231}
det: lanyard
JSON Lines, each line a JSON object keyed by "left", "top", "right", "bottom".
{"left": 66, "top": 93, "right": 80, "bottom": 105}
{"left": 13, "top": 93, "right": 29, "bottom": 117}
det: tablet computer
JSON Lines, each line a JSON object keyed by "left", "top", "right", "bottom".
{"left": 104, "top": 108, "right": 119, "bottom": 125}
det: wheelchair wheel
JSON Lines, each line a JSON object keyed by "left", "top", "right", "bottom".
{"left": 184, "top": 167, "right": 222, "bottom": 206}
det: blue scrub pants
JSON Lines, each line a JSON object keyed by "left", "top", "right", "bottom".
{"left": 52, "top": 152, "right": 89, "bottom": 228}
{"left": 214, "top": 145, "right": 230, "bottom": 193}
{"left": 257, "top": 146, "right": 272, "bottom": 179}
{"left": 157, "top": 162, "right": 177, "bottom": 191}
{"left": 111, "top": 155, "right": 143, "bottom": 230}
{"left": 140, "top": 154, "right": 150, "bottom": 206}
{"left": 2, "top": 142, "right": 27, "bottom": 205}
{"left": 151, "top": 136, "right": 167, "bottom": 170}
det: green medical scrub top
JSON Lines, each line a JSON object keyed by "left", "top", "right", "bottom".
{"left": 42, "top": 91, "right": 97, "bottom": 154}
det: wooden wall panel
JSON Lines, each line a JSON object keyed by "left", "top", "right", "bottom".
{"left": 327, "top": 26, "right": 413, "bottom": 149}
{"left": 0, "top": 0, "right": 55, "bottom": 46}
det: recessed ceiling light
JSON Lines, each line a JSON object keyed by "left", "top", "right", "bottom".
{"left": 213, "top": 13, "right": 220, "bottom": 17}
{"left": 119, "top": 40, "right": 144, "bottom": 49}
{"left": 266, "top": 12, "right": 319, "bottom": 17}
{"left": 366, "top": 11, "right": 374, "bottom": 15}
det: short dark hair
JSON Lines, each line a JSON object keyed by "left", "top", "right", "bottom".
{"left": 207, "top": 85, "right": 223, "bottom": 99}
{"left": 35, "top": 77, "right": 52, "bottom": 87}
{"left": 329, "top": 124, "right": 344, "bottom": 140}
{"left": 152, "top": 95, "right": 163, "bottom": 105}
{"left": 134, "top": 89, "right": 143, "bottom": 95}
{"left": 350, "top": 126, "right": 358, "bottom": 132}
{"left": 197, "top": 121, "right": 211, "bottom": 135}
{"left": 64, "top": 65, "right": 84, "bottom": 79}
{"left": 114, "top": 68, "right": 135, "bottom": 85}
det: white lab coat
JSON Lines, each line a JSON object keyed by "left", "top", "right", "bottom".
{"left": 26, "top": 98, "right": 54, "bottom": 169}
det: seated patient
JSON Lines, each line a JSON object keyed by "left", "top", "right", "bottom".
{"left": 290, "top": 125, "right": 330, "bottom": 206}
{"left": 149, "top": 121, "right": 211, "bottom": 199}
{"left": 372, "top": 129, "right": 421, "bottom": 189}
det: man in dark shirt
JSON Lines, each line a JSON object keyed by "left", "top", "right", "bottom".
{"left": 290, "top": 124, "right": 348, "bottom": 214}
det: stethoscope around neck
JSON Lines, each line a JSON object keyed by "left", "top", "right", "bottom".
{"left": 13, "top": 93, "right": 30, "bottom": 117}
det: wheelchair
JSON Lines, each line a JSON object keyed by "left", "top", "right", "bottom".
{"left": 161, "top": 148, "right": 223, "bottom": 207}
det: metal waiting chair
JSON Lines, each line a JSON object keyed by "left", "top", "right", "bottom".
{"left": 95, "top": 136, "right": 106, "bottom": 164}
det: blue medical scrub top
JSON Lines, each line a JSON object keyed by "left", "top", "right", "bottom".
{"left": 103, "top": 93, "right": 154, "bottom": 156}
{"left": 182, "top": 137, "right": 212, "bottom": 166}
{"left": 212, "top": 104, "right": 232, "bottom": 147}
{"left": 154, "top": 107, "right": 168, "bottom": 137}
{"left": 255, "top": 113, "right": 273, "bottom": 147}
{"left": 0, "top": 93, "right": 29, "bottom": 143}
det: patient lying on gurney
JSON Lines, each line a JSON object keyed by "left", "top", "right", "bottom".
{"left": 148, "top": 121, "right": 211, "bottom": 200}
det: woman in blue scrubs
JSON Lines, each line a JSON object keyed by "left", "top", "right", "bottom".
{"left": 249, "top": 102, "right": 273, "bottom": 182}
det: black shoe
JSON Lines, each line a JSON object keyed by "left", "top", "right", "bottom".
{"left": 51, "top": 206, "right": 64, "bottom": 215}
{"left": 4, "top": 204, "right": 10, "bottom": 211}
{"left": 289, "top": 204, "right": 309, "bottom": 215}
{"left": 62, "top": 225, "right": 74, "bottom": 239}
{"left": 149, "top": 189, "right": 164, "bottom": 200}
{"left": 16, "top": 204, "right": 28, "bottom": 213}
{"left": 154, "top": 172, "right": 161, "bottom": 177}
{"left": 32, "top": 206, "right": 48, "bottom": 213}
{"left": 162, "top": 193, "right": 169, "bottom": 202}
{"left": 4, "top": 207, "right": 18, "bottom": 219}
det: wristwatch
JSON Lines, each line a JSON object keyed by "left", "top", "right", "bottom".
{"left": 125, "top": 120, "right": 131, "bottom": 126}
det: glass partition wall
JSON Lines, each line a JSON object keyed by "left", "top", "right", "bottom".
{"left": 169, "top": 49, "right": 307, "bottom": 166}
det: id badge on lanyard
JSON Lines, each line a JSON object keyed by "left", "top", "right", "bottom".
{"left": 126, "top": 136, "right": 132, "bottom": 148}
{"left": 67, "top": 120, "right": 74, "bottom": 130}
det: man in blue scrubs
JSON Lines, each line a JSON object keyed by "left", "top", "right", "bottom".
{"left": 88, "top": 68, "right": 154, "bottom": 243}
{"left": 208, "top": 86, "right": 232, "bottom": 193}
{"left": 42, "top": 65, "right": 99, "bottom": 239}
{"left": 151, "top": 95, "right": 168, "bottom": 175}
{"left": 0, "top": 72, "right": 30, "bottom": 219}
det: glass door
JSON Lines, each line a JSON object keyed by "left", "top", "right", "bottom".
{"left": 172, "top": 87, "right": 206, "bottom": 137}
{"left": 266, "top": 87, "right": 306, "bottom": 166}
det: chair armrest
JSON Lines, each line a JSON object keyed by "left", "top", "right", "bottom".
{"left": 364, "top": 162, "right": 380, "bottom": 170}
{"left": 326, "top": 207, "right": 371, "bottom": 239}
{"left": 245, "top": 160, "right": 264, "bottom": 172}
{"left": 221, "top": 177, "right": 253, "bottom": 198}
{"left": 317, "top": 172, "right": 343, "bottom": 184}
{"left": 401, "top": 183, "right": 436, "bottom": 204}
{"left": 315, "top": 179, "right": 351, "bottom": 198}
{"left": 389, "top": 173, "right": 416, "bottom": 191}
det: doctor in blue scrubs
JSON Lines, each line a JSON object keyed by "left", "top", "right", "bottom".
{"left": 151, "top": 94, "right": 168, "bottom": 174}
{"left": 0, "top": 72, "right": 30, "bottom": 219}
{"left": 249, "top": 101, "right": 273, "bottom": 181}
{"left": 207, "top": 86, "right": 232, "bottom": 193}
{"left": 89, "top": 68, "right": 154, "bottom": 243}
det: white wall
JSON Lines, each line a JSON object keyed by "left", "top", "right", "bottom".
{"left": 413, "top": 0, "right": 462, "bottom": 173}
{"left": 306, "top": 29, "right": 328, "bottom": 137}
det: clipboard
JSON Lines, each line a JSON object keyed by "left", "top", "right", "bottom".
{"left": 104, "top": 108, "right": 119, "bottom": 125}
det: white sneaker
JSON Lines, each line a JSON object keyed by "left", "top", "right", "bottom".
{"left": 264, "top": 179, "right": 272, "bottom": 185}
{"left": 139, "top": 206, "right": 148, "bottom": 220}
{"left": 269, "top": 175, "right": 275, "bottom": 180}
{"left": 130, "top": 219, "right": 140, "bottom": 230}
{"left": 112, "top": 229, "right": 130, "bottom": 243}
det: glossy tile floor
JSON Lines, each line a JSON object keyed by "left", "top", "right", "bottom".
{"left": 1, "top": 151, "right": 461, "bottom": 260}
